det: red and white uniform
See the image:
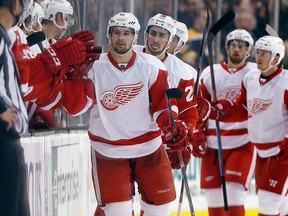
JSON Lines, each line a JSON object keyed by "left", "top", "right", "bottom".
{"left": 242, "top": 67, "right": 288, "bottom": 157}
{"left": 199, "top": 62, "right": 257, "bottom": 191}
{"left": 200, "top": 62, "right": 257, "bottom": 149}
{"left": 88, "top": 51, "right": 175, "bottom": 158}
{"left": 88, "top": 51, "right": 177, "bottom": 208}
{"left": 240, "top": 67, "right": 288, "bottom": 196}
{"left": 7, "top": 26, "right": 62, "bottom": 111}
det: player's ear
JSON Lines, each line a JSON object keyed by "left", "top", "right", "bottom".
{"left": 273, "top": 54, "right": 280, "bottom": 65}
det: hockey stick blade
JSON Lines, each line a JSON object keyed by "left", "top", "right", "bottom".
{"left": 27, "top": 31, "right": 46, "bottom": 47}
{"left": 208, "top": 11, "right": 235, "bottom": 38}
{"left": 166, "top": 88, "right": 182, "bottom": 100}
{"left": 265, "top": 24, "right": 279, "bottom": 37}
{"left": 165, "top": 88, "right": 182, "bottom": 131}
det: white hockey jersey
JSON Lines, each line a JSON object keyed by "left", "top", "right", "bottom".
{"left": 242, "top": 67, "right": 288, "bottom": 158}
{"left": 200, "top": 62, "right": 257, "bottom": 149}
{"left": 88, "top": 51, "right": 173, "bottom": 158}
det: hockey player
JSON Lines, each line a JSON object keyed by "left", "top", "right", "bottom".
{"left": 8, "top": 0, "right": 99, "bottom": 125}
{"left": 30, "top": 0, "right": 75, "bottom": 54}
{"left": 167, "top": 20, "right": 189, "bottom": 55}
{"left": 198, "top": 29, "right": 257, "bottom": 216}
{"left": 134, "top": 13, "right": 199, "bottom": 170}
{"left": 217, "top": 35, "right": 288, "bottom": 216}
{"left": 89, "top": 12, "right": 189, "bottom": 216}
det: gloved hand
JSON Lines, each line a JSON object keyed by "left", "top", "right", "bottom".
{"left": 196, "top": 95, "right": 211, "bottom": 128}
{"left": 70, "top": 30, "right": 95, "bottom": 51}
{"left": 65, "top": 49, "right": 101, "bottom": 80}
{"left": 41, "top": 38, "right": 86, "bottom": 75}
{"left": 166, "top": 145, "right": 192, "bottom": 169}
{"left": 189, "top": 128, "right": 207, "bottom": 158}
{"left": 209, "top": 99, "right": 234, "bottom": 119}
{"left": 162, "top": 119, "right": 189, "bottom": 152}
{"left": 276, "top": 138, "right": 288, "bottom": 161}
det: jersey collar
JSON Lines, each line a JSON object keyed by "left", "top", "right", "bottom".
{"left": 108, "top": 50, "right": 137, "bottom": 72}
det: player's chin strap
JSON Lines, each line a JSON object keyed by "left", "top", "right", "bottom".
{"left": 261, "top": 57, "right": 278, "bottom": 73}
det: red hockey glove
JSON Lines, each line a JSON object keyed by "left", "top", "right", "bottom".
{"left": 65, "top": 52, "right": 100, "bottom": 80}
{"left": 209, "top": 99, "right": 234, "bottom": 120}
{"left": 276, "top": 138, "right": 288, "bottom": 161}
{"left": 189, "top": 128, "right": 207, "bottom": 158}
{"left": 166, "top": 144, "right": 192, "bottom": 169}
{"left": 212, "top": 99, "right": 234, "bottom": 112}
{"left": 163, "top": 119, "right": 189, "bottom": 152}
{"left": 196, "top": 95, "right": 211, "bottom": 128}
{"left": 70, "top": 30, "right": 95, "bottom": 51}
{"left": 41, "top": 38, "right": 86, "bottom": 75}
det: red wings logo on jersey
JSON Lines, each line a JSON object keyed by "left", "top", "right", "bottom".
{"left": 100, "top": 81, "right": 144, "bottom": 110}
{"left": 248, "top": 98, "right": 272, "bottom": 118}
{"left": 217, "top": 87, "right": 240, "bottom": 102}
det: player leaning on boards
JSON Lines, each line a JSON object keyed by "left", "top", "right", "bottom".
{"left": 0, "top": 0, "right": 31, "bottom": 215}
{"left": 198, "top": 29, "right": 257, "bottom": 216}
{"left": 215, "top": 35, "right": 288, "bottom": 216}
{"left": 83, "top": 12, "right": 189, "bottom": 216}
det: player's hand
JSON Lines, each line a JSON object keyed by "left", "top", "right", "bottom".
{"left": 70, "top": 30, "right": 95, "bottom": 51}
{"left": 189, "top": 128, "right": 207, "bottom": 158}
{"left": 65, "top": 46, "right": 102, "bottom": 80}
{"left": 276, "top": 138, "right": 288, "bottom": 161}
{"left": 0, "top": 107, "right": 18, "bottom": 130}
{"left": 196, "top": 95, "right": 211, "bottom": 124}
{"left": 162, "top": 119, "right": 189, "bottom": 152}
{"left": 209, "top": 99, "right": 234, "bottom": 119}
{"left": 166, "top": 144, "right": 192, "bottom": 169}
{"left": 212, "top": 99, "right": 234, "bottom": 112}
{"left": 41, "top": 38, "right": 86, "bottom": 74}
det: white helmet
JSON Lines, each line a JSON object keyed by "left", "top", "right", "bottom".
{"left": 175, "top": 20, "right": 188, "bottom": 44}
{"left": 18, "top": 0, "right": 34, "bottom": 27}
{"left": 145, "top": 13, "right": 176, "bottom": 42}
{"left": 42, "top": 0, "right": 74, "bottom": 28}
{"left": 255, "top": 35, "right": 285, "bottom": 65}
{"left": 226, "top": 29, "right": 254, "bottom": 51}
{"left": 31, "top": 2, "right": 44, "bottom": 31}
{"left": 106, "top": 12, "right": 140, "bottom": 38}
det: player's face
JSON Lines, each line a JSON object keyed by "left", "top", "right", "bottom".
{"left": 255, "top": 49, "right": 272, "bottom": 71}
{"left": 110, "top": 27, "right": 134, "bottom": 54}
{"left": 167, "top": 35, "right": 180, "bottom": 54}
{"left": 146, "top": 26, "right": 170, "bottom": 56}
{"left": 226, "top": 40, "right": 249, "bottom": 65}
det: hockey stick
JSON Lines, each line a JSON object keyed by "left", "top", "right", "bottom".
{"left": 166, "top": 88, "right": 195, "bottom": 216}
{"left": 207, "top": 10, "right": 235, "bottom": 211}
{"left": 177, "top": 9, "right": 210, "bottom": 216}
{"left": 265, "top": 24, "right": 279, "bottom": 37}
{"left": 26, "top": 31, "right": 46, "bottom": 47}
